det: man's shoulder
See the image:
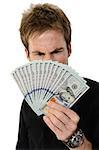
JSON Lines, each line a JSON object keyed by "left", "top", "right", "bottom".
{"left": 21, "top": 100, "right": 37, "bottom": 118}
{"left": 84, "top": 77, "right": 99, "bottom": 91}
{"left": 20, "top": 99, "right": 44, "bottom": 127}
{"left": 84, "top": 77, "right": 99, "bottom": 85}
{"left": 82, "top": 77, "right": 99, "bottom": 106}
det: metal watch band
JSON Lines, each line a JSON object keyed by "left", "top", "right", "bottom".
{"left": 63, "top": 128, "right": 84, "bottom": 148}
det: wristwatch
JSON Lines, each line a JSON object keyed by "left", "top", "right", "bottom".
{"left": 63, "top": 128, "right": 84, "bottom": 148}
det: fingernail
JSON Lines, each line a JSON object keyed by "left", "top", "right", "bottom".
{"left": 42, "top": 105, "right": 49, "bottom": 115}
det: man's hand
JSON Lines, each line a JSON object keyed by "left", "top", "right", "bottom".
{"left": 43, "top": 100, "right": 92, "bottom": 149}
{"left": 43, "top": 100, "right": 79, "bottom": 141}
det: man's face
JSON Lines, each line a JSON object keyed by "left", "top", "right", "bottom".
{"left": 26, "top": 30, "right": 71, "bottom": 64}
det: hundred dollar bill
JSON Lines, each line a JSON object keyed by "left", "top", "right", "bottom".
{"left": 42, "top": 74, "right": 89, "bottom": 115}
{"left": 12, "top": 60, "right": 90, "bottom": 116}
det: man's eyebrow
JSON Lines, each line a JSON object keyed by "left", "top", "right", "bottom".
{"left": 31, "top": 47, "right": 64, "bottom": 54}
{"left": 31, "top": 51, "right": 45, "bottom": 54}
{"left": 50, "top": 47, "right": 64, "bottom": 54}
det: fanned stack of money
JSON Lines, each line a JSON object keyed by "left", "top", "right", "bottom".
{"left": 12, "top": 60, "right": 90, "bottom": 116}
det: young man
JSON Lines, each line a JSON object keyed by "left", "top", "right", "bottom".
{"left": 16, "top": 3, "right": 99, "bottom": 150}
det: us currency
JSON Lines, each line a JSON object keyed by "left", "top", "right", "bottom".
{"left": 44, "top": 74, "right": 89, "bottom": 110}
{"left": 12, "top": 60, "right": 90, "bottom": 116}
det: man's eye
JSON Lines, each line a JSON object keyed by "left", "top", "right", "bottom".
{"left": 37, "top": 52, "right": 44, "bottom": 56}
{"left": 54, "top": 51, "right": 61, "bottom": 53}
{"left": 52, "top": 50, "right": 63, "bottom": 54}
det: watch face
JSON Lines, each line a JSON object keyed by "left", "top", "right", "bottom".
{"left": 70, "top": 135, "right": 83, "bottom": 147}
{"left": 65, "top": 129, "right": 84, "bottom": 148}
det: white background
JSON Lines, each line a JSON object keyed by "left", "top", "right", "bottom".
{"left": 0, "top": 0, "right": 99, "bottom": 149}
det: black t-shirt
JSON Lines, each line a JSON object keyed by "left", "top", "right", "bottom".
{"left": 16, "top": 78, "right": 99, "bottom": 150}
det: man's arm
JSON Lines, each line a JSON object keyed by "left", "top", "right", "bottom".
{"left": 67, "top": 137, "right": 92, "bottom": 150}
{"left": 16, "top": 108, "right": 29, "bottom": 150}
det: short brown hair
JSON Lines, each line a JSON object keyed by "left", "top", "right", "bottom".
{"left": 20, "top": 3, "right": 71, "bottom": 49}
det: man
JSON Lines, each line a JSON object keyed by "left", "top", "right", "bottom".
{"left": 16, "top": 3, "right": 99, "bottom": 150}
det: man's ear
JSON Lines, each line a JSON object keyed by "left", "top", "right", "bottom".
{"left": 67, "top": 44, "right": 72, "bottom": 57}
{"left": 25, "top": 48, "right": 29, "bottom": 58}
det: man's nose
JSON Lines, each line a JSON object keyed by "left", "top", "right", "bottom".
{"left": 43, "top": 54, "right": 53, "bottom": 60}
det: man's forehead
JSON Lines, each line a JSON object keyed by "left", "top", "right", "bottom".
{"left": 28, "top": 29, "right": 67, "bottom": 52}
{"left": 29, "top": 29, "right": 64, "bottom": 40}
